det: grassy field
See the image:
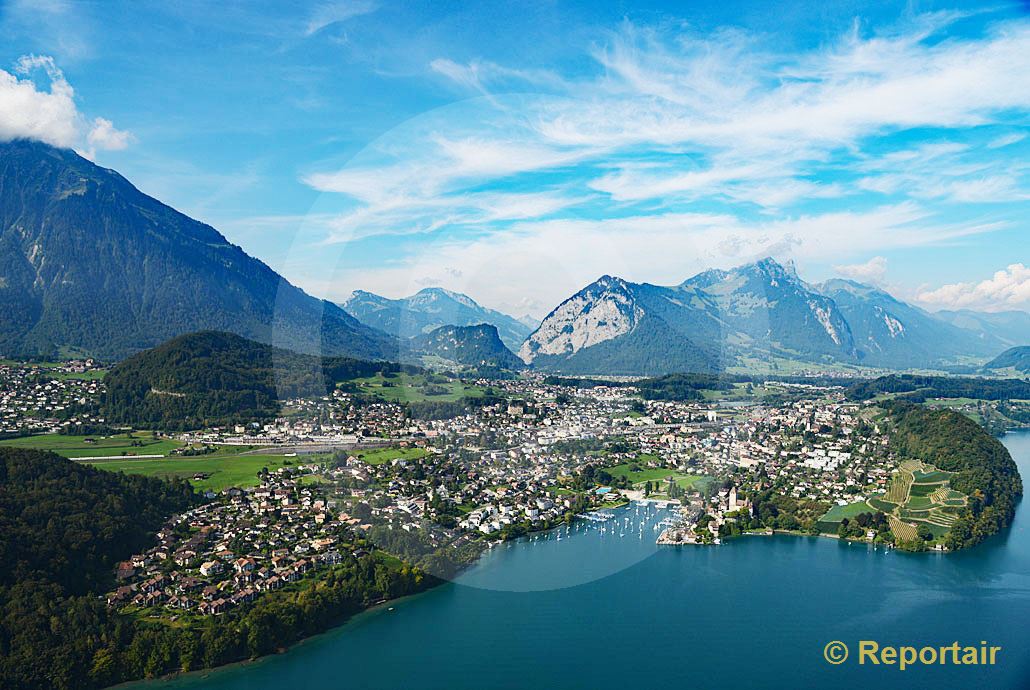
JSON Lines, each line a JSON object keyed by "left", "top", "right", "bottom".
{"left": 0, "top": 434, "right": 324, "bottom": 491}
{"left": 82, "top": 453, "right": 305, "bottom": 492}
{"left": 0, "top": 433, "right": 182, "bottom": 458}
{"left": 603, "top": 461, "right": 708, "bottom": 491}
{"left": 820, "top": 500, "right": 873, "bottom": 523}
{"left": 349, "top": 446, "right": 430, "bottom": 465}
{"left": 38, "top": 369, "right": 107, "bottom": 381}
{"left": 351, "top": 372, "right": 485, "bottom": 403}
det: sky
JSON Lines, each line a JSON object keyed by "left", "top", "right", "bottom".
{"left": 0, "top": 0, "right": 1028, "bottom": 319}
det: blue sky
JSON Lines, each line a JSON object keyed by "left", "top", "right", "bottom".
{"left": 0, "top": 0, "right": 1027, "bottom": 319}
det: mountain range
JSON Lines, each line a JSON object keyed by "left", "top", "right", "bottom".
{"left": 1, "top": 139, "right": 1026, "bottom": 375}
{"left": 934, "top": 310, "right": 1030, "bottom": 351}
{"left": 342, "top": 287, "right": 533, "bottom": 350}
{"left": 520, "top": 258, "right": 1022, "bottom": 375}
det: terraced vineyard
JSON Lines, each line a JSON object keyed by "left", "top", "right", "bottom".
{"left": 819, "top": 458, "right": 968, "bottom": 544}
{"left": 888, "top": 515, "right": 919, "bottom": 541}
{"left": 878, "top": 459, "right": 967, "bottom": 541}
{"left": 884, "top": 459, "right": 919, "bottom": 503}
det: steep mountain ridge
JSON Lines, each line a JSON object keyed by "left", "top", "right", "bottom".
{"left": 816, "top": 278, "right": 996, "bottom": 367}
{"left": 343, "top": 287, "right": 531, "bottom": 350}
{"left": 521, "top": 258, "right": 1019, "bottom": 375}
{"left": 0, "top": 140, "right": 395, "bottom": 360}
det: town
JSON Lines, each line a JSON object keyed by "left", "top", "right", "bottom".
{"left": 0, "top": 360, "right": 106, "bottom": 436}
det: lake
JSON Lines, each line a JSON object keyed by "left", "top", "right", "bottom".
{"left": 130, "top": 431, "right": 1030, "bottom": 689}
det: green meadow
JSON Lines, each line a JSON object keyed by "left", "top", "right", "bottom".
{"left": 351, "top": 372, "right": 485, "bottom": 403}
{"left": 81, "top": 452, "right": 313, "bottom": 492}
{"left": 603, "top": 460, "right": 708, "bottom": 491}
{"left": 0, "top": 433, "right": 181, "bottom": 458}
{"left": 0, "top": 433, "right": 322, "bottom": 492}
{"left": 820, "top": 500, "right": 873, "bottom": 523}
{"left": 349, "top": 446, "right": 430, "bottom": 465}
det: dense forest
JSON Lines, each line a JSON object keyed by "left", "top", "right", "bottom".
{"left": 0, "top": 447, "right": 196, "bottom": 688}
{"left": 847, "top": 374, "right": 1030, "bottom": 402}
{"left": 636, "top": 373, "right": 734, "bottom": 400}
{"left": 102, "top": 331, "right": 412, "bottom": 429}
{"left": 886, "top": 402, "right": 1023, "bottom": 550}
{"left": 0, "top": 447, "right": 433, "bottom": 689}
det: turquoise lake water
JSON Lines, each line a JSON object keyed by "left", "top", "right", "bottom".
{"left": 131, "top": 431, "right": 1030, "bottom": 689}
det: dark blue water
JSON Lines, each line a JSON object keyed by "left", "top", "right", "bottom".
{"left": 132, "top": 431, "right": 1030, "bottom": 689}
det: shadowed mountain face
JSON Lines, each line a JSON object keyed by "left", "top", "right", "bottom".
{"left": 681, "top": 258, "right": 857, "bottom": 361}
{"left": 342, "top": 288, "right": 532, "bottom": 351}
{"left": 816, "top": 279, "right": 997, "bottom": 367}
{"left": 0, "top": 140, "right": 395, "bottom": 361}
{"left": 521, "top": 258, "right": 1015, "bottom": 375}
{"left": 984, "top": 346, "right": 1030, "bottom": 374}
{"left": 413, "top": 323, "right": 526, "bottom": 371}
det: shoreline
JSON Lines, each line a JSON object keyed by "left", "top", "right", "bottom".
{"left": 121, "top": 502, "right": 661, "bottom": 687}
{"left": 113, "top": 586, "right": 443, "bottom": 688}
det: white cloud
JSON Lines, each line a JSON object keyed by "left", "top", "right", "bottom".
{"left": 0, "top": 55, "right": 77, "bottom": 146}
{"left": 0, "top": 54, "right": 131, "bottom": 154}
{"left": 834, "top": 256, "right": 888, "bottom": 285}
{"left": 292, "top": 12, "right": 1029, "bottom": 312}
{"left": 987, "top": 132, "right": 1026, "bottom": 149}
{"left": 308, "top": 12, "right": 1030, "bottom": 245}
{"left": 916, "top": 264, "right": 1030, "bottom": 312}
{"left": 528, "top": 17, "right": 1030, "bottom": 154}
{"left": 321, "top": 204, "right": 1002, "bottom": 317}
{"left": 855, "top": 141, "right": 1028, "bottom": 203}
{"left": 304, "top": 0, "right": 376, "bottom": 36}
{"left": 429, "top": 58, "right": 566, "bottom": 96}
{"left": 86, "top": 117, "right": 132, "bottom": 154}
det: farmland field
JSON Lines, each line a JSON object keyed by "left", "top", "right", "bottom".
{"left": 913, "top": 469, "right": 953, "bottom": 482}
{"left": 603, "top": 462, "right": 709, "bottom": 491}
{"left": 888, "top": 515, "right": 919, "bottom": 541}
{"left": 878, "top": 459, "right": 968, "bottom": 543}
{"left": 909, "top": 482, "right": 946, "bottom": 497}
